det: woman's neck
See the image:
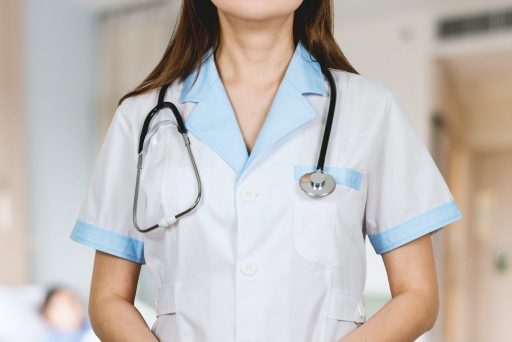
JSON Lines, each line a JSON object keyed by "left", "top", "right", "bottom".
{"left": 214, "top": 10, "right": 295, "bottom": 88}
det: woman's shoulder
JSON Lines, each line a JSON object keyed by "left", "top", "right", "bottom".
{"left": 327, "top": 68, "right": 409, "bottom": 131}
{"left": 328, "top": 68, "right": 394, "bottom": 106}
{"left": 115, "top": 79, "right": 184, "bottom": 125}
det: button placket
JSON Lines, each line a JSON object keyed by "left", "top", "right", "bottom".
{"left": 235, "top": 180, "right": 261, "bottom": 342}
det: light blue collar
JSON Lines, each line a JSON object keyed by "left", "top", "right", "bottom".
{"left": 179, "top": 41, "right": 327, "bottom": 176}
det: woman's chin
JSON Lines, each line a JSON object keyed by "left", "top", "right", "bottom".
{"left": 212, "top": 0, "right": 303, "bottom": 21}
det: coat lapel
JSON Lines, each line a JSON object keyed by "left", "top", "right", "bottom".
{"left": 180, "top": 41, "right": 327, "bottom": 176}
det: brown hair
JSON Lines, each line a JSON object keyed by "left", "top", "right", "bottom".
{"left": 119, "top": 0, "right": 358, "bottom": 105}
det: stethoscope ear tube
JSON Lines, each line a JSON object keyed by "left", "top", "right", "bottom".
{"left": 133, "top": 84, "right": 202, "bottom": 233}
{"left": 137, "top": 84, "right": 188, "bottom": 154}
{"left": 133, "top": 156, "right": 159, "bottom": 233}
{"left": 134, "top": 63, "right": 339, "bottom": 231}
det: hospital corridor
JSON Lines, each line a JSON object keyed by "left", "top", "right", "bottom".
{"left": 1, "top": 0, "right": 512, "bottom": 341}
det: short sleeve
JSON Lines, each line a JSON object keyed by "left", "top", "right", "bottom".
{"left": 70, "top": 100, "right": 145, "bottom": 264}
{"left": 365, "top": 87, "right": 463, "bottom": 254}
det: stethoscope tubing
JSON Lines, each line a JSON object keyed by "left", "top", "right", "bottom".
{"left": 316, "top": 65, "right": 337, "bottom": 172}
{"left": 138, "top": 98, "right": 186, "bottom": 154}
{"left": 133, "top": 62, "right": 337, "bottom": 231}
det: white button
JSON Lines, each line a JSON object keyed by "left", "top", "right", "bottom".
{"left": 239, "top": 187, "right": 259, "bottom": 202}
{"left": 240, "top": 260, "right": 258, "bottom": 276}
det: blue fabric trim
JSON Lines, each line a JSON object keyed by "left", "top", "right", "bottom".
{"left": 184, "top": 89, "right": 249, "bottom": 175}
{"left": 368, "top": 200, "right": 463, "bottom": 254}
{"left": 181, "top": 41, "right": 328, "bottom": 175}
{"left": 179, "top": 41, "right": 326, "bottom": 103}
{"left": 293, "top": 165, "right": 362, "bottom": 190}
{"left": 70, "top": 220, "right": 145, "bottom": 264}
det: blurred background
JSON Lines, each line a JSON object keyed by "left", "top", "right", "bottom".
{"left": 1, "top": 0, "right": 511, "bottom": 341}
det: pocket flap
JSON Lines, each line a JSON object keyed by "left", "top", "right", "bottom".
{"left": 327, "top": 289, "right": 366, "bottom": 323}
{"left": 156, "top": 282, "right": 176, "bottom": 316}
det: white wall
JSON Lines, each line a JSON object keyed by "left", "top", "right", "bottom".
{"left": 24, "top": 0, "right": 99, "bottom": 297}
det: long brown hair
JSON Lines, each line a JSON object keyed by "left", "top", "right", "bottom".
{"left": 119, "top": 0, "right": 358, "bottom": 105}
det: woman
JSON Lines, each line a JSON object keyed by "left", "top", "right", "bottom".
{"left": 40, "top": 286, "right": 97, "bottom": 342}
{"left": 70, "top": 0, "right": 462, "bottom": 341}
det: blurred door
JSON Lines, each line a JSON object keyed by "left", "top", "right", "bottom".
{"left": 470, "top": 151, "right": 512, "bottom": 342}
{"left": 0, "top": 0, "right": 28, "bottom": 283}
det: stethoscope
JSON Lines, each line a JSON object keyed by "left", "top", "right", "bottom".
{"left": 133, "top": 63, "right": 337, "bottom": 233}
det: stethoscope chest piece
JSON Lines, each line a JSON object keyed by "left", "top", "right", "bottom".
{"left": 299, "top": 170, "right": 336, "bottom": 197}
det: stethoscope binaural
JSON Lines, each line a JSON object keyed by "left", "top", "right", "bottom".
{"left": 133, "top": 63, "right": 338, "bottom": 233}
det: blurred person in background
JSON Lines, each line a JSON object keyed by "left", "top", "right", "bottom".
{"left": 40, "top": 286, "right": 97, "bottom": 342}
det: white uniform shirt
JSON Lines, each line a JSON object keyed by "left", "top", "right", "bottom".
{"left": 70, "top": 42, "right": 462, "bottom": 342}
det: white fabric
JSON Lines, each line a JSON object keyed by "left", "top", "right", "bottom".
{"left": 71, "top": 43, "right": 461, "bottom": 341}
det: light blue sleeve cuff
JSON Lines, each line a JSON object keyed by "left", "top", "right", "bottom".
{"left": 70, "top": 220, "right": 145, "bottom": 264}
{"left": 368, "top": 200, "right": 463, "bottom": 254}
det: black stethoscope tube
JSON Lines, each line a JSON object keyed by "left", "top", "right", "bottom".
{"left": 133, "top": 61, "right": 338, "bottom": 231}
{"left": 316, "top": 65, "right": 337, "bottom": 172}
{"left": 137, "top": 66, "right": 337, "bottom": 166}
{"left": 137, "top": 84, "right": 186, "bottom": 154}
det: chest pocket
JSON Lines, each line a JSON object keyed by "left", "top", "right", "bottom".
{"left": 292, "top": 165, "right": 366, "bottom": 267}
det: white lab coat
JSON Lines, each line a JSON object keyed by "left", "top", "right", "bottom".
{"left": 71, "top": 42, "right": 462, "bottom": 342}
